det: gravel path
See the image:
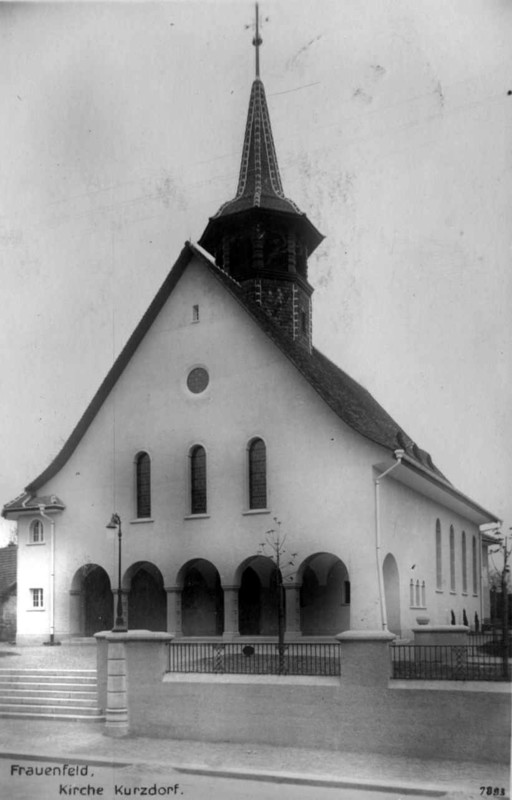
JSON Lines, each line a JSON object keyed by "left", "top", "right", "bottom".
{"left": 0, "top": 642, "right": 97, "bottom": 669}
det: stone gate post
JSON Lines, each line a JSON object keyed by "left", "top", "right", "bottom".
{"left": 95, "top": 631, "right": 173, "bottom": 737}
{"left": 336, "top": 630, "right": 396, "bottom": 686}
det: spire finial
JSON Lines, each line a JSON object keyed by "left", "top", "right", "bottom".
{"left": 252, "top": 3, "right": 262, "bottom": 79}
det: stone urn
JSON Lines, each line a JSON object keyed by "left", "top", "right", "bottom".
{"left": 416, "top": 616, "right": 430, "bottom": 625}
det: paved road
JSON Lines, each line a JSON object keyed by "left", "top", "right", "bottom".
{"left": 0, "top": 763, "right": 444, "bottom": 800}
{"left": 1, "top": 758, "right": 446, "bottom": 800}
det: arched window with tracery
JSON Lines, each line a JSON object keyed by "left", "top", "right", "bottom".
{"left": 136, "top": 452, "right": 151, "bottom": 518}
{"left": 435, "top": 519, "right": 442, "bottom": 590}
{"left": 190, "top": 445, "right": 207, "bottom": 514}
{"left": 248, "top": 438, "right": 267, "bottom": 509}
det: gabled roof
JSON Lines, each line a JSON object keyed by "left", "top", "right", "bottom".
{"left": 3, "top": 241, "right": 453, "bottom": 510}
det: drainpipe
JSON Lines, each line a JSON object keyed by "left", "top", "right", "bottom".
{"left": 38, "top": 504, "right": 59, "bottom": 646}
{"left": 374, "top": 449, "right": 405, "bottom": 631}
{"left": 479, "top": 534, "right": 484, "bottom": 629}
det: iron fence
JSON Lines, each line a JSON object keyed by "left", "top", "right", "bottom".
{"left": 166, "top": 641, "right": 341, "bottom": 676}
{"left": 391, "top": 644, "right": 511, "bottom": 681}
{"left": 468, "top": 632, "right": 502, "bottom": 648}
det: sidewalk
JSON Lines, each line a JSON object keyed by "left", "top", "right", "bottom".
{"left": 0, "top": 717, "right": 508, "bottom": 799}
{"left": 0, "top": 643, "right": 509, "bottom": 798}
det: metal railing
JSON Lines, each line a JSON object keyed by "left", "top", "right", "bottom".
{"left": 166, "top": 641, "right": 341, "bottom": 676}
{"left": 468, "top": 631, "right": 502, "bottom": 648}
{"left": 391, "top": 644, "right": 511, "bottom": 681}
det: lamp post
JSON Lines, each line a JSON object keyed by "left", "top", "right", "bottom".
{"left": 106, "top": 513, "right": 127, "bottom": 632}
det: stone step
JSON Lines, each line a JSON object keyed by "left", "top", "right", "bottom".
{"left": 0, "top": 668, "right": 96, "bottom": 676}
{"left": 0, "top": 710, "right": 105, "bottom": 722}
{"left": 0, "top": 679, "right": 96, "bottom": 690}
{"left": 0, "top": 688, "right": 97, "bottom": 700}
{"left": 0, "top": 672, "right": 96, "bottom": 685}
{"left": 0, "top": 702, "right": 103, "bottom": 716}
{"left": 0, "top": 667, "right": 103, "bottom": 722}
{"left": 0, "top": 694, "right": 99, "bottom": 707}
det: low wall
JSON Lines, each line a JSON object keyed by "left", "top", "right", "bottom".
{"left": 130, "top": 676, "right": 509, "bottom": 764}
{"left": 96, "top": 631, "right": 511, "bottom": 764}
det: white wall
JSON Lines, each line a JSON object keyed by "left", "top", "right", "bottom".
{"left": 381, "top": 475, "right": 483, "bottom": 636}
{"left": 15, "top": 256, "right": 488, "bottom": 641}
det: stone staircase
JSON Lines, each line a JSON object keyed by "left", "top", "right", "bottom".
{"left": 0, "top": 668, "right": 105, "bottom": 721}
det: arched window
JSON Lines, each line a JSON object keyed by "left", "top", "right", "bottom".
{"left": 248, "top": 438, "right": 267, "bottom": 509}
{"left": 415, "top": 580, "right": 420, "bottom": 607}
{"left": 461, "top": 531, "right": 467, "bottom": 593}
{"left": 435, "top": 519, "right": 442, "bottom": 590}
{"left": 421, "top": 581, "right": 426, "bottom": 607}
{"left": 472, "top": 535, "right": 478, "bottom": 595}
{"left": 136, "top": 452, "right": 151, "bottom": 518}
{"left": 30, "top": 520, "right": 44, "bottom": 544}
{"left": 449, "top": 525, "right": 455, "bottom": 592}
{"left": 190, "top": 445, "right": 207, "bottom": 514}
{"left": 409, "top": 579, "right": 414, "bottom": 607}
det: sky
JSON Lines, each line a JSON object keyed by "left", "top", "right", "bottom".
{"left": 1, "top": 0, "right": 511, "bottom": 545}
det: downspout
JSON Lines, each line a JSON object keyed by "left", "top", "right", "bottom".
{"left": 374, "top": 449, "right": 405, "bottom": 631}
{"left": 38, "top": 504, "right": 59, "bottom": 646}
{"left": 479, "top": 533, "right": 484, "bottom": 628}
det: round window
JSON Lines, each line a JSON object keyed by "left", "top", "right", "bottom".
{"left": 187, "top": 367, "right": 209, "bottom": 394}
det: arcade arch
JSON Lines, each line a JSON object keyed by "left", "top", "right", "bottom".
{"left": 298, "top": 553, "right": 350, "bottom": 635}
{"left": 124, "top": 561, "right": 167, "bottom": 631}
{"left": 70, "top": 564, "right": 113, "bottom": 637}
{"left": 178, "top": 559, "right": 223, "bottom": 636}
{"left": 236, "top": 555, "right": 283, "bottom": 636}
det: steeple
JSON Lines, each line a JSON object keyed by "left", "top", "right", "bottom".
{"left": 216, "top": 78, "right": 302, "bottom": 219}
{"left": 199, "top": 5, "right": 323, "bottom": 351}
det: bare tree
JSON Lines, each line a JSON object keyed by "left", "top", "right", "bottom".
{"left": 258, "top": 517, "right": 297, "bottom": 674}
{"left": 489, "top": 528, "right": 511, "bottom": 680}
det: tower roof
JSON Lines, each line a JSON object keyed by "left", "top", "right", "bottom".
{"left": 214, "top": 77, "right": 302, "bottom": 218}
{"left": 201, "top": 6, "right": 323, "bottom": 256}
{"left": 202, "top": 73, "right": 323, "bottom": 255}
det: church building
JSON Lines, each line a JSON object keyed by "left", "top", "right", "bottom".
{"left": 3, "top": 18, "right": 498, "bottom": 645}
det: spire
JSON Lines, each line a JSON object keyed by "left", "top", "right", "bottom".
{"left": 214, "top": 78, "right": 302, "bottom": 218}
{"left": 199, "top": 5, "right": 324, "bottom": 353}
{"left": 253, "top": 2, "right": 262, "bottom": 79}
{"left": 212, "top": 2, "right": 309, "bottom": 221}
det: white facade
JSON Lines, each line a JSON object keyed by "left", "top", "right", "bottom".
{"left": 9, "top": 252, "right": 494, "bottom": 644}
{"left": 6, "top": 46, "right": 498, "bottom": 644}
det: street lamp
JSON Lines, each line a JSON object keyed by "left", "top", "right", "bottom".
{"left": 106, "top": 513, "right": 127, "bottom": 632}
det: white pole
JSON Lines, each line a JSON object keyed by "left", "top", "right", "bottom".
{"left": 38, "top": 505, "right": 57, "bottom": 645}
{"left": 374, "top": 450, "right": 404, "bottom": 631}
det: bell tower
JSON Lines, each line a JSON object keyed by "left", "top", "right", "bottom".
{"left": 199, "top": 5, "right": 323, "bottom": 351}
